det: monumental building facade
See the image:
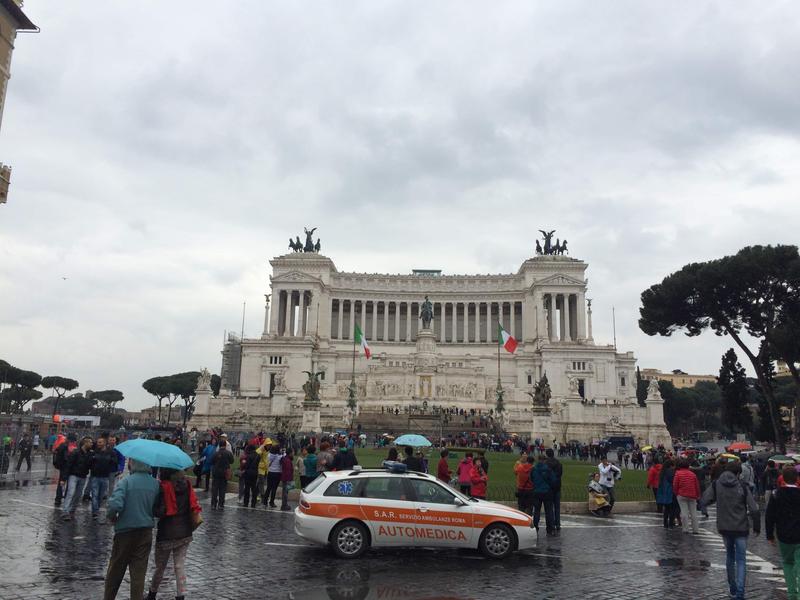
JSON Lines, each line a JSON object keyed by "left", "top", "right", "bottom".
{"left": 194, "top": 237, "right": 671, "bottom": 447}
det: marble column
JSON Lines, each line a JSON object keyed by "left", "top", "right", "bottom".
{"left": 383, "top": 302, "right": 389, "bottom": 341}
{"left": 563, "top": 294, "right": 571, "bottom": 342}
{"left": 498, "top": 302, "right": 504, "bottom": 339}
{"left": 587, "top": 299, "right": 594, "bottom": 342}
{"left": 369, "top": 300, "right": 375, "bottom": 339}
{"left": 298, "top": 290, "right": 306, "bottom": 336}
{"left": 576, "top": 292, "right": 586, "bottom": 341}
{"left": 440, "top": 303, "right": 446, "bottom": 343}
{"left": 282, "top": 290, "right": 291, "bottom": 336}
{"left": 486, "top": 302, "right": 492, "bottom": 342}
{"left": 394, "top": 302, "right": 400, "bottom": 341}
{"left": 262, "top": 294, "right": 270, "bottom": 337}
{"left": 337, "top": 299, "right": 344, "bottom": 339}
{"left": 452, "top": 302, "right": 458, "bottom": 342}
{"left": 269, "top": 289, "right": 281, "bottom": 335}
{"left": 406, "top": 302, "right": 412, "bottom": 340}
{"left": 549, "top": 294, "right": 558, "bottom": 342}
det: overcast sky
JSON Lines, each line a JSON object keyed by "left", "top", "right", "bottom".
{"left": 1, "top": 1, "right": 799, "bottom": 410}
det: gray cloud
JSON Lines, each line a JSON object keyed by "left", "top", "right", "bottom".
{"left": 1, "top": 0, "right": 799, "bottom": 408}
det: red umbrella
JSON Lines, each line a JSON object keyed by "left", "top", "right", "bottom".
{"left": 727, "top": 442, "right": 752, "bottom": 451}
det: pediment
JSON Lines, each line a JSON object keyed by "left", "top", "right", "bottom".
{"left": 533, "top": 273, "right": 585, "bottom": 288}
{"left": 271, "top": 271, "right": 325, "bottom": 286}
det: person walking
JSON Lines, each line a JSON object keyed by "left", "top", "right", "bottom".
{"left": 514, "top": 453, "right": 534, "bottom": 515}
{"left": 280, "top": 448, "right": 295, "bottom": 511}
{"left": 209, "top": 441, "right": 234, "bottom": 510}
{"left": 240, "top": 444, "right": 260, "bottom": 508}
{"left": 647, "top": 458, "right": 663, "bottom": 513}
{"left": 199, "top": 439, "right": 216, "bottom": 491}
{"left": 316, "top": 442, "right": 334, "bottom": 474}
{"left": 62, "top": 436, "right": 94, "bottom": 521}
{"left": 146, "top": 468, "right": 201, "bottom": 600}
{"left": 457, "top": 452, "right": 474, "bottom": 495}
{"left": 53, "top": 432, "right": 77, "bottom": 506}
{"left": 531, "top": 455, "right": 556, "bottom": 535}
{"left": 107, "top": 435, "right": 125, "bottom": 496}
{"left": 32, "top": 432, "right": 40, "bottom": 454}
{"left": 302, "top": 446, "right": 317, "bottom": 488}
{"left": 739, "top": 455, "right": 755, "bottom": 494}
{"left": 469, "top": 457, "right": 488, "bottom": 500}
{"left": 402, "top": 446, "right": 424, "bottom": 473}
{"left": 103, "top": 458, "right": 160, "bottom": 600}
{"left": 331, "top": 439, "right": 358, "bottom": 471}
{"left": 545, "top": 448, "right": 563, "bottom": 532}
{"left": 673, "top": 458, "right": 701, "bottom": 534}
{"left": 701, "top": 461, "right": 761, "bottom": 600}
{"left": 89, "top": 437, "right": 119, "bottom": 521}
{"left": 295, "top": 447, "right": 307, "bottom": 487}
{"left": 762, "top": 460, "right": 780, "bottom": 506}
{"left": 437, "top": 449, "right": 451, "bottom": 484}
{"left": 254, "top": 437, "right": 273, "bottom": 501}
{"left": 598, "top": 457, "right": 622, "bottom": 507}
{"left": 657, "top": 459, "right": 678, "bottom": 528}
{"left": 15, "top": 432, "right": 32, "bottom": 472}
{"left": 766, "top": 467, "right": 800, "bottom": 600}
{"left": 264, "top": 444, "right": 284, "bottom": 508}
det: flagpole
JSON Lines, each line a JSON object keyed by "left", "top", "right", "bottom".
{"left": 496, "top": 321, "right": 501, "bottom": 388}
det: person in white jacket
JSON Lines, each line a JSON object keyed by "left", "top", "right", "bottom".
{"left": 598, "top": 458, "right": 622, "bottom": 506}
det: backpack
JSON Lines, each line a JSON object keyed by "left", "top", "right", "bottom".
{"left": 53, "top": 444, "right": 68, "bottom": 469}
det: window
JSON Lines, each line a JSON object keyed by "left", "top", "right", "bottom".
{"left": 324, "top": 478, "right": 364, "bottom": 497}
{"left": 578, "top": 378, "right": 585, "bottom": 399}
{"left": 320, "top": 371, "right": 325, "bottom": 380}
{"left": 620, "top": 376, "right": 626, "bottom": 387}
{"left": 361, "top": 477, "right": 410, "bottom": 501}
{"left": 304, "top": 473, "right": 327, "bottom": 493}
{"left": 527, "top": 375, "right": 532, "bottom": 385}
{"left": 409, "top": 478, "right": 458, "bottom": 504}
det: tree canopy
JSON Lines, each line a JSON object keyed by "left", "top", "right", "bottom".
{"left": 640, "top": 245, "right": 800, "bottom": 451}
{"left": 0, "top": 362, "right": 42, "bottom": 413}
{"left": 41, "top": 376, "right": 80, "bottom": 417}
{"left": 717, "top": 349, "right": 753, "bottom": 437}
{"left": 90, "top": 389, "right": 124, "bottom": 413}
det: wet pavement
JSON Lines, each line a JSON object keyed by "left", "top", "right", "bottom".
{"left": 0, "top": 466, "right": 790, "bottom": 600}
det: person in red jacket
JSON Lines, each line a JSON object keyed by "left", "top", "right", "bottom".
{"left": 673, "top": 458, "right": 701, "bottom": 534}
{"left": 470, "top": 457, "right": 488, "bottom": 500}
{"left": 647, "top": 460, "right": 663, "bottom": 514}
{"left": 436, "top": 449, "right": 451, "bottom": 484}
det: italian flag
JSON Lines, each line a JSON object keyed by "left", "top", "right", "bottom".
{"left": 354, "top": 323, "right": 371, "bottom": 359}
{"left": 498, "top": 323, "right": 518, "bottom": 354}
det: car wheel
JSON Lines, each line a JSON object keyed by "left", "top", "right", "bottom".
{"left": 330, "top": 520, "right": 370, "bottom": 559}
{"left": 479, "top": 523, "right": 515, "bottom": 559}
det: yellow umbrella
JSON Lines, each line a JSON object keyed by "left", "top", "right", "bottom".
{"left": 720, "top": 453, "right": 739, "bottom": 460}
{"left": 641, "top": 445, "right": 653, "bottom": 452}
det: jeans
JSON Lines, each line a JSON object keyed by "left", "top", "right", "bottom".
{"left": 103, "top": 528, "right": 153, "bottom": 600}
{"left": 15, "top": 453, "right": 31, "bottom": 471}
{"left": 552, "top": 489, "right": 561, "bottom": 528}
{"left": 63, "top": 475, "right": 85, "bottom": 514}
{"left": 676, "top": 496, "right": 699, "bottom": 533}
{"left": 779, "top": 541, "right": 800, "bottom": 600}
{"left": 532, "top": 492, "right": 555, "bottom": 532}
{"left": 90, "top": 476, "right": 110, "bottom": 515}
{"left": 149, "top": 538, "right": 190, "bottom": 597}
{"left": 211, "top": 477, "right": 227, "bottom": 508}
{"left": 601, "top": 485, "right": 616, "bottom": 506}
{"left": 264, "top": 472, "right": 281, "bottom": 506}
{"left": 722, "top": 534, "right": 747, "bottom": 600}
{"left": 242, "top": 477, "right": 258, "bottom": 508}
{"left": 517, "top": 489, "right": 534, "bottom": 515}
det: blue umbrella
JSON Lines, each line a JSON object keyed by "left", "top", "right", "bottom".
{"left": 115, "top": 439, "right": 194, "bottom": 470}
{"left": 394, "top": 434, "right": 432, "bottom": 447}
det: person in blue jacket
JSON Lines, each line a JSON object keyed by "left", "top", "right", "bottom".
{"left": 530, "top": 455, "right": 557, "bottom": 536}
{"left": 103, "top": 458, "right": 160, "bottom": 600}
{"left": 657, "top": 458, "right": 678, "bottom": 529}
{"left": 200, "top": 439, "right": 217, "bottom": 491}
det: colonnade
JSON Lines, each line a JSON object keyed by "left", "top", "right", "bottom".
{"left": 541, "top": 292, "right": 585, "bottom": 342}
{"left": 272, "top": 289, "right": 314, "bottom": 337}
{"left": 328, "top": 299, "right": 523, "bottom": 343}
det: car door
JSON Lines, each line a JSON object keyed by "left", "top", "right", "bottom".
{"left": 358, "top": 476, "right": 417, "bottom": 547}
{"left": 408, "top": 477, "right": 475, "bottom": 547}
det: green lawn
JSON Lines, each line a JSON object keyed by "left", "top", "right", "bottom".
{"left": 351, "top": 447, "right": 650, "bottom": 502}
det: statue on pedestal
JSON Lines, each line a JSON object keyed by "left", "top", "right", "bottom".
{"left": 302, "top": 370, "right": 322, "bottom": 406}
{"left": 420, "top": 295, "right": 434, "bottom": 329}
{"left": 196, "top": 367, "right": 212, "bottom": 391}
{"left": 529, "top": 373, "right": 551, "bottom": 409}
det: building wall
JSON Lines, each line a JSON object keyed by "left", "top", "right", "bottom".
{"left": 641, "top": 368, "right": 716, "bottom": 389}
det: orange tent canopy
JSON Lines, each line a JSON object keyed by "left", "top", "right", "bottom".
{"left": 727, "top": 442, "right": 752, "bottom": 451}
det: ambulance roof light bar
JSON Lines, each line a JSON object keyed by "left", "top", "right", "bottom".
{"left": 382, "top": 460, "right": 408, "bottom": 474}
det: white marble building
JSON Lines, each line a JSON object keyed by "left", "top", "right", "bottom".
{"left": 193, "top": 246, "right": 671, "bottom": 446}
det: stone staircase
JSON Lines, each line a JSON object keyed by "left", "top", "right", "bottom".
{"left": 353, "top": 410, "right": 495, "bottom": 439}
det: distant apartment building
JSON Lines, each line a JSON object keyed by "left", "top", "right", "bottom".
{"left": 0, "top": 0, "right": 36, "bottom": 203}
{"left": 641, "top": 368, "right": 716, "bottom": 389}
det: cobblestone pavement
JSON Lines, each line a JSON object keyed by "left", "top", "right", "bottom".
{"left": 0, "top": 472, "right": 789, "bottom": 600}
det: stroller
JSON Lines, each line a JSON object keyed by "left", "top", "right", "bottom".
{"left": 587, "top": 473, "right": 612, "bottom": 517}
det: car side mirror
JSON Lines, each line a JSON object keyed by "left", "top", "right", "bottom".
{"left": 454, "top": 497, "right": 468, "bottom": 506}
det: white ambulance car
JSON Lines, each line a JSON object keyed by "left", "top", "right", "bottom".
{"left": 294, "top": 462, "right": 536, "bottom": 559}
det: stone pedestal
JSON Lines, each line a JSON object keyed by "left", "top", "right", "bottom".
{"left": 301, "top": 409, "right": 321, "bottom": 433}
{"left": 271, "top": 391, "right": 290, "bottom": 416}
{"left": 530, "top": 407, "right": 552, "bottom": 444}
